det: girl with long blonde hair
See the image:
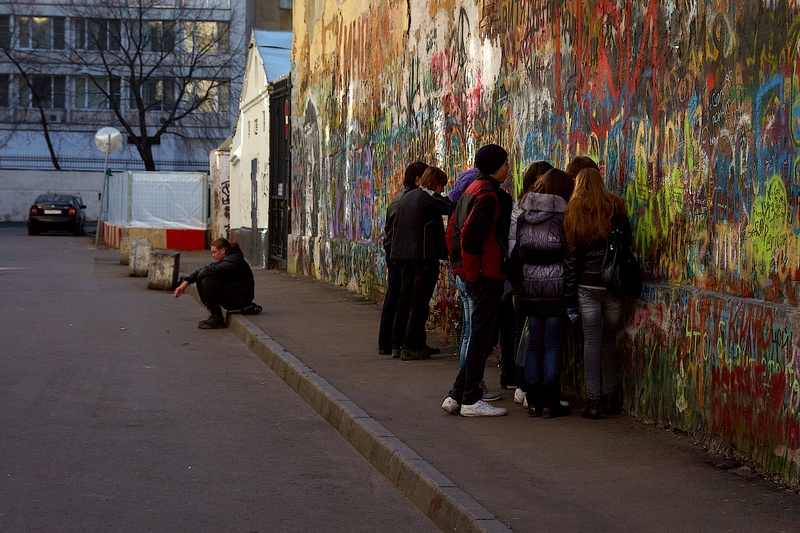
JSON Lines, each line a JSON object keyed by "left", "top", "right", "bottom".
{"left": 563, "top": 167, "right": 633, "bottom": 419}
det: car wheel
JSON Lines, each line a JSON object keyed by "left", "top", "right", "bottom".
{"left": 73, "top": 222, "right": 84, "bottom": 236}
{"left": 28, "top": 223, "right": 39, "bottom": 235}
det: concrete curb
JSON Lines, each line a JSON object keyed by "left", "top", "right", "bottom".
{"left": 225, "top": 313, "right": 512, "bottom": 533}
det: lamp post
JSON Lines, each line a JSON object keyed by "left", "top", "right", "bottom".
{"left": 94, "top": 127, "right": 122, "bottom": 247}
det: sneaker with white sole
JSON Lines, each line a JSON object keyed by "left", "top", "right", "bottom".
{"left": 514, "top": 387, "right": 525, "bottom": 404}
{"left": 460, "top": 400, "right": 508, "bottom": 417}
{"left": 479, "top": 382, "right": 502, "bottom": 402}
{"left": 441, "top": 396, "right": 461, "bottom": 414}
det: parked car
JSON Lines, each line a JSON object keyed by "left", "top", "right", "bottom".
{"left": 28, "top": 193, "right": 87, "bottom": 236}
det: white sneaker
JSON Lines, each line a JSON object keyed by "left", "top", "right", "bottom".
{"left": 441, "top": 396, "right": 461, "bottom": 414}
{"left": 514, "top": 387, "right": 552, "bottom": 408}
{"left": 460, "top": 400, "right": 508, "bottom": 417}
{"left": 514, "top": 387, "right": 530, "bottom": 408}
{"left": 514, "top": 388, "right": 525, "bottom": 404}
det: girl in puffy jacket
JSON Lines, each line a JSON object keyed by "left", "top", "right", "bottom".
{"left": 512, "top": 168, "right": 574, "bottom": 417}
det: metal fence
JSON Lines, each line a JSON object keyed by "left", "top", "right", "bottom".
{"left": 0, "top": 155, "right": 209, "bottom": 173}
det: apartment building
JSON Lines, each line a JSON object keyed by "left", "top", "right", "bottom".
{"left": 0, "top": 0, "right": 249, "bottom": 172}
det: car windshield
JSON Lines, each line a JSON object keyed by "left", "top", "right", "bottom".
{"left": 35, "top": 194, "right": 75, "bottom": 204}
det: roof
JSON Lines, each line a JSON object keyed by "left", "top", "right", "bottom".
{"left": 252, "top": 30, "right": 292, "bottom": 83}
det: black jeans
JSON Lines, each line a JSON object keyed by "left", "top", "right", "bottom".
{"left": 196, "top": 277, "right": 250, "bottom": 317}
{"left": 449, "top": 276, "right": 504, "bottom": 405}
{"left": 392, "top": 259, "right": 439, "bottom": 350}
{"left": 492, "top": 286, "right": 517, "bottom": 386}
{"left": 378, "top": 258, "right": 401, "bottom": 351}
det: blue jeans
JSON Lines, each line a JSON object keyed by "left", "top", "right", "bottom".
{"left": 449, "top": 276, "right": 504, "bottom": 405}
{"left": 578, "top": 286, "right": 623, "bottom": 400}
{"left": 455, "top": 275, "right": 473, "bottom": 369}
{"left": 524, "top": 314, "right": 567, "bottom": 386}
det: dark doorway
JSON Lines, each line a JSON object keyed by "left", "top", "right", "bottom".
{"left": 268, "top": 77, "right": 291, "bottom": 269}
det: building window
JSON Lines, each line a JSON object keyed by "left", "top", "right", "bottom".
{"left": 183, "top": 21, "right": 228, "bottom": 54}
{"left": 76, "top": 76, "right": 121, "bottom": 110}
{"left": 132, "top": 20, "right": 176, "bottom": 53}
{"left": 280, "top": 0, "right": 293, "bottom": 9}
{"left": 75, "top": 19, "right": 121, "bottom": 51}
{"left": 0, "top": 16, "right": 10, "bottom": 48}
{"left": 22, "top": 75, "right": 65, "bottom": 108}
{"left": 18, "top": 17, "right": 65, "bottom": 50}
{"left": 0, "top": 75, "right": 8, "bottom": 107}
{"left": 130, "top": 78, "right": 174, "bottom": 111}
{"left": 186, "top": 79, "right": 230, "bottom": 112}
{"left": 254, "top": 118, "right": 258, "bottom": 134}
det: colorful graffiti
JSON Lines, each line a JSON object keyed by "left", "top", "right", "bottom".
{"left": 291, "top": 0, "right": 800, "bottom": 486}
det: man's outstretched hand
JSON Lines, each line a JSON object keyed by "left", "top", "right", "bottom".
{"left": 174, "top": 280, "right": 189, "bottom": 298}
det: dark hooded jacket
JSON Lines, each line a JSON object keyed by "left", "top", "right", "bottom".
{"left": 514, "top": 192, "right": 568, "bottom": 314}
{"left": 181, "top": 251, "right": 255, "bottom": 302}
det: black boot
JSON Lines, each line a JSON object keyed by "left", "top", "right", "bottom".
{"left": 602, "top": 392, "right": 620, "bottom": 416}
{"left": 526, "top": 384, "right": 542, "bottom": 417}
{"left": 198, "top": 313, "right": 226, "bottom": 329}
{"left": 580, "top": 398, "right": 601, "bottom": 419}
{"left": 542, "top": 384, "right": 571, "bottom": 418}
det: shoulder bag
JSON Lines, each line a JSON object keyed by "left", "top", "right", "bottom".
{"left": 600, "top": 218, "right": 642, "bottom": 297}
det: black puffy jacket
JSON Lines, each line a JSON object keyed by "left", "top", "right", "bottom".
{"left": 514, "top": 192, "right": 567, "bottom": 311}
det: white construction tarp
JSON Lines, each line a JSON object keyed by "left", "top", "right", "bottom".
{"left": 104, "top": 171, "right": 207, "bottom": 229}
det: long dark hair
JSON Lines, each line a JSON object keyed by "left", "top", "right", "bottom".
{"left": 521, "top": 160, "right": 553, "bottom": 194}
{"left": 211, "top": 237, "right": 242, "bottom": 255}
{"left": 531, "top": 168, "right": 573, "bottom": 202}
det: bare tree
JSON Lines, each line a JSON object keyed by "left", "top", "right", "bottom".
{"left": 0, "top": 9, "right": 62, "bottom": 169}
{"left": 60, "top": 0, "right": 244, "bottom": 171}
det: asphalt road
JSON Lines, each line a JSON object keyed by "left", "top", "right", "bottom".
{"left": 0, "top": 225, "right": 438, "bottom": 532}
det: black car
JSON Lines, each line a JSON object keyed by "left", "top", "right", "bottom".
{"left": 28, "top": 193, "right": 87, "bottom": 235}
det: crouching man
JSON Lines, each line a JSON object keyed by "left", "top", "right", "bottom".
{"left": 173, "top": 237, "right": 256, "bottom": 329}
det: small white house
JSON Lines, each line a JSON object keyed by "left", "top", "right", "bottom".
{"left": 229, "top": 29, "right": 291, "bottom": 268}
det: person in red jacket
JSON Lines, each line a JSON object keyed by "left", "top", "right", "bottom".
{"left": 442, "top": 144, "right": 513, "bottom": 417}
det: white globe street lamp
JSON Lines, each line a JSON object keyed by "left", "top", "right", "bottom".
{"left": 94, "top": 127, "right": 122, "bottom": 246}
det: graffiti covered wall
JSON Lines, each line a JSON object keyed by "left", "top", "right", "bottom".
{"left": 291, "top": 0, "right": 800, "bottom": 486}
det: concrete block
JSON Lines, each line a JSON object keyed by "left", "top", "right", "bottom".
{"left": 147, "top": 249, "right": 180, "bottom": 290}
{"left": 120, "top": 236, "right": 147, "bottom": 265}
{"left": 129, "top": 240, "right": 152, "bottom": 277}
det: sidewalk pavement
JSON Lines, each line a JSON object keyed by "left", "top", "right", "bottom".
{"left": 180, "top": 251, "right": 800, "bottom": 533}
